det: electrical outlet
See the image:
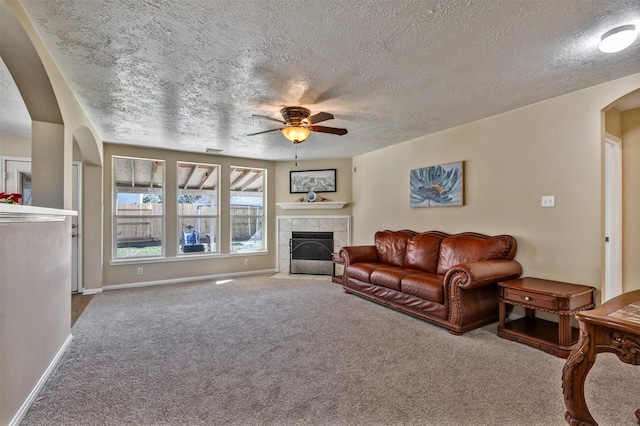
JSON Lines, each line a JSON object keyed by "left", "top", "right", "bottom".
{"left": 244, "top": 258, "right": 250, "bottom": 266}
{"left": 137, "top": 267, "right": 143, "bottom": 275}
{"left": 541, "top": 195, "right": 555, "bottom": 207}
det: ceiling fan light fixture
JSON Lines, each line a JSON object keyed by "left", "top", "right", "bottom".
{"left": 599, "top": 24, "right": 638, "bottom": 53}
{"left": 282, "top": 126, "right": 311, "bottom": 143}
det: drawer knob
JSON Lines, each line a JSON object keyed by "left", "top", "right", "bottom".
{"left": 524, "top": 296, "right": 532, "bottom": 301}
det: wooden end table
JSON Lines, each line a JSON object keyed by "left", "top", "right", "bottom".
{"left": 498, "top": 277, "right": 595, "bottom": 358}
{"left": 331, "top": 252, "right": 345, "bottom": 285}
{"left": 562, "top": 290, "right": 640, "bottom": 426}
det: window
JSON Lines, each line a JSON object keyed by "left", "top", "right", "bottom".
{"left": 177, "top": 161, "right": 219, "bottom": 254}
{"left": 230, "top": 167, "right": 265, "bottom": 252}
{"left": 113, "top": 156, "right": 165, "bottom": 259}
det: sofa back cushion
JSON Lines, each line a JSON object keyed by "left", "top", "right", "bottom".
{"left": 374, "top": 230, "right": 414, "bottom": 267}
{"left": 436, "top": 233, "right": 514, "bottom": 275}
{"left": 404, "top": 233, "right": 444, "bottom": 273}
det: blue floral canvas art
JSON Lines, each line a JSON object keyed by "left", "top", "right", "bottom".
{"left": 410, "top": 161, "right": 464, "bottom": 207}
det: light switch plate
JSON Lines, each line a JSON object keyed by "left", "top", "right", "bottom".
{"left": 541, "top": 195, "right": 555, "bottom": 207}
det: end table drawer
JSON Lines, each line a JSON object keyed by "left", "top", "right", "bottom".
{"left": 503, "top": 288, "right": 557, "bottom": 310}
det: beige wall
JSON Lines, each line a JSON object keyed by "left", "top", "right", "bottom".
{"left": 0, "top": 215, "right": 72, "bottom": 425}
{"left": 605, "top": 108, "right": 622, "bottom": 138}
{"left": 0, "top": 134, "right": 31, "bottom": 157}
{"left": 622, "top": 107, "right": 640, "bottom": 294}
{"left": 31, "top": 121, "right": 65, "bottom": 208}
{"left": 102, "top": 143, "right": 276, "bottom": 287}
{"left": 82, "top": 164, "right": 104, "bottom": 291}
{"left": 352, "top": 73, "right": 640, "bottom": 300}
{"left": 275, "top": 158, "right": 353, "bottom": 216}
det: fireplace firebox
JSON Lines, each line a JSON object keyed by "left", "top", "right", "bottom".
{"left": 290, "top": 231, "right": 334, "bottom": 275}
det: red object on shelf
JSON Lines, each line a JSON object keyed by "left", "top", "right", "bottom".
{"left": 0, "top": 192, "right": 22, "bottom": 204}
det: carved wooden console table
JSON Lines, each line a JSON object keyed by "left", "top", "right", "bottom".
{"left": 562, "top": 290, "right": 640, "bottom": 425}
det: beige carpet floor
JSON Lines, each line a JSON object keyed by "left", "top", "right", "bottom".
{"left": 21, "top": 274, "right": 640, "bottom": 425}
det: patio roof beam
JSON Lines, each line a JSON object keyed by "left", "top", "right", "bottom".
{"left": 183, "top": 164, "right": 198, "bottom": 189}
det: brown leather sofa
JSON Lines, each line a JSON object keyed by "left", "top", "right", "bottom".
{"left": 339, "top": 230, "right": 522, "bottom": 334}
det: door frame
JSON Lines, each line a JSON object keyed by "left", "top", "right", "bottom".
{"left": 1, "top": 155, "right": 31, "bottom": 193}
{"left": 604, "top": 133, "right": 622, "bottom": 302}
{"left": 72, "top": 161, "right": 83, "bottom": 293}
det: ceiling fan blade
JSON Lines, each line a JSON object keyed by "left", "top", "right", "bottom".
{"left": 252, "top": 114, "right": 286, "bottom": 125}
{"left": 307, "top": 111, "right": 334, "bottom": 124}
{"left": 246, "top": 128, "right": 283, "bottom": 136}
{"left": 308, "top": 125, "right": 348, "bottom": 136}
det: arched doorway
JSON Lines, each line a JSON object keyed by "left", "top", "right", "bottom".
{"left": 72, "top": 125, "right": 103, "bottom": 293}
{"left": 603, "top": 88, "right": 640, "bottom": 301}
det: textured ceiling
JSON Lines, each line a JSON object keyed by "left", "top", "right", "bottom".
{"left": 0, "top": 58, "right": 31, "bottom": 136}
{"left": 2, "top": 0, "right": 640, "bottom": 161}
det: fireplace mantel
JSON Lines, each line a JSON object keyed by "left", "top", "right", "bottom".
{"left": 276, "top": 201, "right": 347, "bottom": 210}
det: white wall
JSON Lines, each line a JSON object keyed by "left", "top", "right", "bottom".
{"left": 352, "top": 73, "right": 640, "bottom": 298}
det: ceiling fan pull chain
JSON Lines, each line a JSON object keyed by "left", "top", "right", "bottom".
{"left": 295, "top": 144, "right": 298, "bottom": 167}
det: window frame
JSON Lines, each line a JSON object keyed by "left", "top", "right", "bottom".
{"left": 177, "top": 161, "right": 220, "bottom": 255}
{"left": 230, "top": 166, "right": 267, "bottom": 253}
{"left": 112, "top": 155, "right": 166, "bottom": 261}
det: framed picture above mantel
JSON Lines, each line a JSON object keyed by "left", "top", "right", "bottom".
{"left": 290, "top": 169, "right": 337, "bottom": 193}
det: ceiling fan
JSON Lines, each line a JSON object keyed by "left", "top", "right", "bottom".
{"left": 247, "top": 106, "right": 348, "bottom": 144}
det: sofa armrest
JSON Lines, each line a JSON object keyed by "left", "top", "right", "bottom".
{"left": 445, "top": 259, "right": 523, "bottom": 289}
{"left": 340, "top": 245, "right": 379, "bottom": 266}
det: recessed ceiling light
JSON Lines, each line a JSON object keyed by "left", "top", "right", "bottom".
{"left": 599, "top": 24, "right": 638, "bottom": 53}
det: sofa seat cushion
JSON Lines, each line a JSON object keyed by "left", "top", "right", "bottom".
{"left": 401, "top": 273, "right": 444, "bottom": 304}
{"left": 345, "top": 279, "right": 448, "bottom": 320}
{"left": 370, "top": 266, "right": 417, "bottom": 291}
{"left": 346, "top": 263, "right": 381, "bottom": 282}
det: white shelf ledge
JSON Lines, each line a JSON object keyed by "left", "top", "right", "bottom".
{"left": 276, "top": 201, "right": 347, "bottom": 210}
{"left": 0, "top": 204, "right": 77, "bottom": 222}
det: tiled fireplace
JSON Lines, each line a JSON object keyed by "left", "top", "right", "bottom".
{"left": 277, "top": 215, "right": 350, "bottom": 275}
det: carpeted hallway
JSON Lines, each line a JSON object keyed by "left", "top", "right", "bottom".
{"left": 21, "top": 274, "right": 640, "bottom": 425}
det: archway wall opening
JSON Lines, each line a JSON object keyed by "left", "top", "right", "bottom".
{"left": 604, "top": 89, "right": 640, "bottom": 295}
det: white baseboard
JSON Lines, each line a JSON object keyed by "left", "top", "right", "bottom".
{"left": 81, "top": 288, "right": 103, "bottom": 295}
{"left": 9, "top": 334, "right": 74, "bottom": 426}
{"left": 103, "top": 269, "right": 277, "bottom": 291}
